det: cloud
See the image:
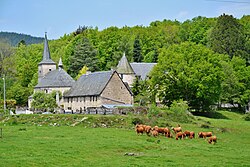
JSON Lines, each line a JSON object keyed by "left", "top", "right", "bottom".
{"left": 217, "top": 3, "right": 250, "bottom": 18}
{"left": 177, "top": 11, "right": 189, "bottom": 21}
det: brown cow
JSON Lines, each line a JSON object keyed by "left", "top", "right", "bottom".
{"left": 175, "top": 132, "right": 185, "bottom": 140}
{"left": 135, "top": 124, "right": 145, "bottom": 135}
{"left": 184, "top": 130, "right": 195, "bottom": 139}
{"left": 153, "top": 126, "right": 170, "bottom": 136}
{"left": 171, "top": 125, "right": 182, "bottom": 134}
{"left": 145, "top": 126, "right": 152, "bottom": 136}
{"left": 151, "top": 130, "right": 159, "bottom": 137}
{"left": 208, "top": 136, "right": 217, "bottom": 144}
{"left": 198, "top": 132, "right": 213, "bottom": 139}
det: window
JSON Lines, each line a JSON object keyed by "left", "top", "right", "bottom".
{"left": 39, "top": 70, "right": 41, "bottom": 74}
{"left": 84, "top": 97, "right": 85, "bottom": 102}
{"left": 49, "top": 69, "right": 52, "bottom": 71}
{"left": 90, "top": 96, "right": 92, "bottom": 102}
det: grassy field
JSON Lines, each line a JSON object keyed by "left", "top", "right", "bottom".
{"left": 0, "top": 111, "right": 250, "bottom": 167}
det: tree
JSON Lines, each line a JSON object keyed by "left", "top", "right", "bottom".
{"left": 31, "top": 91, "right": 57, "bottom": 112}
{"left": 133, "top": 35, "right": 142, "bottom": 62}
{"left": 208, "top": 14, "right": 247, "bottom": 60}
{"left": 150, "top": 42, "right": 227, "bottom": 111}
{"left": 76, "top": 65, "right": 88, "bottom": 80}
{"left": 68, "top": 38, "right": 99, "bottom": 78}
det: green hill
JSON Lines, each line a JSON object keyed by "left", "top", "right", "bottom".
{"left": 0, "top": 31, "right": 44, "bottom": 46}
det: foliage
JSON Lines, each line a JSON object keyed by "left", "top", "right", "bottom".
{"left": 208, "top": 14, "right": 248, "bottom": 61}
{"left": 169, "top": 99, "right": 189, "bottom": 114}
{"left": 1, "top": 14, "right": 250, "bottom": 110}
{"left": 68, "top": 37, "right": 99, "bottom": 78}
{"left": 133, "top": 35, "right": 143, "bottom": 62}
{"left": 0, "top": 32, "right": 44, "bottom": 46}
{"left": 150, "top": 42, "right": 226, "bottom": 111}
{"left": 75, "top": 65, "right": 88, "bottom": 80}
{"left": 31, "top": 91, "right": 57, "bottom": 112}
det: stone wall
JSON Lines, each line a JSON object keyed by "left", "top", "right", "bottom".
{"left": 101, "top": 72, "right": 133, "bottom": 105}
{"left": 119, "top": 74, "right": 135, "bottom": 87}
{"left": 63, "top": 96, "right": 102, "bottom": 112}
{"left": 38, "top": 64, "right": 56, "bottom": 82}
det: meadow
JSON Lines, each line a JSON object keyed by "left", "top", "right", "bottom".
{"left": 0, "top": 111, "right": 250, "bottom": 167}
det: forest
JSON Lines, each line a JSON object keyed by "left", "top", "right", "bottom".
{"left": 0, "top": 32, "right": 44, "bottom": 46}
{"left": 0, "top": 14, "right": 250, "bottom": 112}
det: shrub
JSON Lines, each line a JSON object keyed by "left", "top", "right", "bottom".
{"left": 243, "top": 113, "right": 250, "bottom": 121}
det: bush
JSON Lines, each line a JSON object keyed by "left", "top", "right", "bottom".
{"left": 170, "top": 99, "right": 189, "bottom": 114}
{"left": 131, "top": 117, "right": 143, "bottom": 125}
{"left": 243, "top": 113, "right": 250, "bottom": 121}
{"left": 147, "top": 104, "right": 161, "bottom": 118}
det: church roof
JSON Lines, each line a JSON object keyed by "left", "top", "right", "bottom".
{"left": 116, "top": 53, "right": 135, "bottom": 74}
{"left": 130, "top": 62, "right": 157, "bottom": 80}
{"left": 38, "top": 33, "right": 56, "bottom": 65}
{"left": 35, "top": 68, "right": 75, "bottom": 88}
{"left": 64, "top": 71, "right": 114, "bottom": 97}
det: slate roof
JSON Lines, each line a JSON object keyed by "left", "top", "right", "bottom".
{"left": 38, "top": 33, "right": 56, "bottom": 65}
{"left": 64, "top": 71, "right": 114, "bottom": 97}
{"left": 35, "top": 68, "right": 75, "bottom": 88}
{"left": 116, "top": 53, "right": 135, "bottom": 74}
{"left": 130, "top": 63, "right": 157, "bottom": 80}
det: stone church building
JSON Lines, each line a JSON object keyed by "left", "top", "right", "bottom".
{"left": 28, "top": 33, "right": 134, "bottom": 112}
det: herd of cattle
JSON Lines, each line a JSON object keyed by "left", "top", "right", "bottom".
{"left": 135, "top": 124, "right": 217, "bottom": 144}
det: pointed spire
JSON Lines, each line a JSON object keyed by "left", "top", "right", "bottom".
{"left": 116, "top": 52, "right": 135, "bottom": 74}
{"left": 58, "top": 57, "right": 63, "bottom": 69}
{"left": 43, "top": 32, "right": 51, "bottom": 61}
{"left": 38, "top": 32, "right": 56, "bottom": 65}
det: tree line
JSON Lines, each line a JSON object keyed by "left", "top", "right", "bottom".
{"left": 0, "top": 14, "right": 250, "bottom": 112}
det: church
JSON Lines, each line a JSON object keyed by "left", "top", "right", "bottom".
{"left": 28, "top": 33, "right": 134, "bottom": 113}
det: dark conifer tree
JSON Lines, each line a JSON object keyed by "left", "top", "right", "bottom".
{"left": 208, "top": 14, "right": 247, "bottom": 60}
{"left": 68, "top": 38, "right": 99, "bottom": 78}
{"left": 133, "top": 35, "right": 142, "bottom": 62}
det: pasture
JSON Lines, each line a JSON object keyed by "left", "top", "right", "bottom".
{"left": 0, "top": 111, "right": 250, "bottom": 166}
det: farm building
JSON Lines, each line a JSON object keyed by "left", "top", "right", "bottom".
{"left": 63, "top": 70, "right": 133, "bottom": 112}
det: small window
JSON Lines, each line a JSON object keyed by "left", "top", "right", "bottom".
{"left": 84, "top": 97, "right": 85, "bottom": 102}
{"left": 39, "top": 70, "right": 41, "bottom": 74}
{"left": 49, "top": 69, "right": 52, "bottom": 71}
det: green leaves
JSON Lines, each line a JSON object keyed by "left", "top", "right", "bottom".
{"left": 150, "top": 42, "right": 226, "bottom": 110}
{"left": 31, "top": 91, "right": 57, "bottom": 112}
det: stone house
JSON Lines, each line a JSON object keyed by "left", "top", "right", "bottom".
{"left": 63, "top": 70, "right": 133, "bottom": 112}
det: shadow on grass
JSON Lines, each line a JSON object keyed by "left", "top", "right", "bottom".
{"left": 192, "top": 111, "right": 229, "bottom": 120}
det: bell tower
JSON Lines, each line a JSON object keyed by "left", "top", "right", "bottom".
{"left": 38, "top": 32, "right": 56, "bottom": 83}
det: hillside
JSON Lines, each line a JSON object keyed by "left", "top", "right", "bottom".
{"left": 0, "top": 32, "right": 44, "bottom": 46}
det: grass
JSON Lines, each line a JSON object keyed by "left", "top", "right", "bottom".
{"left": 0, "top": 111, "right": 250, "bottom": 166}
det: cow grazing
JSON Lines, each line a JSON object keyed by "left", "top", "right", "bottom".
{"left": 135, "top": 124, "right": 144, "bottom": 135}
{"left": 171, "top": 124, "right": 182, "bottom": 134}
{"left": 153, "top": 126, "right": 170, "bottom": 136}
{"left": 145, "top": 126, "right": 152, "bottom": 136}
{"left": 208, "top": 136, "right": 217, "bottom": 144}
{"left": 175, "top": 132, "right": 185, "bottom": 140}
{"left": 198, "top": 132, "right": 213, "bottom": 139}
{"left": 151, "top": 130, "right": 159, "bottom": 137}
{"left": 184, "top": 130, "right": 195, "bottom": 139}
